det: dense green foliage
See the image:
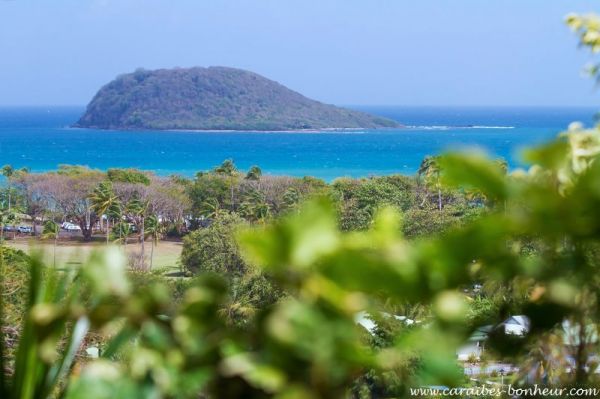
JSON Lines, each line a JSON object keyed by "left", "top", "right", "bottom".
{"left": 332, "top": 175, "right": 416, "bottom": 231}
{"left": 75, "top": 67, "right": 400, "bottom": 131}
{"left": 107, "top": 169, "right": 151, "bottom": 185}
{"left": 0, "top": 248, "right": 29, "bottom": 330}
{"left": 181, "top": 213, "right": 248, "bottom": 276}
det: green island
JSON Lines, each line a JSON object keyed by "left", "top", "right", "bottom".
{"left": 75, "top": 67, "right": 400, "bottom": 131}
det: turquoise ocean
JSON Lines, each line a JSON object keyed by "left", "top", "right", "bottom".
{"left": 0, "top": 106, "right": 597, "bottom": 181}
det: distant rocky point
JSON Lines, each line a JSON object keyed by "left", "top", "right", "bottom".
{"left": 75, "top": 67, "right": 400, "bottom": 131}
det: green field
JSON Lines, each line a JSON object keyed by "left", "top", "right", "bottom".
{"left": 8, "top": 239, "right": 183, "bottom": 271}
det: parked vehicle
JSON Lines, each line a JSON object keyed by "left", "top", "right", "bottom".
{"left": 17, "top": 226, "right": 33, "bottom": 234}
{"left": 61, "top": 222, "right": 81, "bottom": 231}
{"left": 2, "top": 225, "right": 15, "bottom": 232}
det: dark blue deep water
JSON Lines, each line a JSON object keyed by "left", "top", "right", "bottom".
{"left": 0, "top": 106, "right": 597, "bottom": 180}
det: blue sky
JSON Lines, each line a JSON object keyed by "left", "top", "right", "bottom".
{"left": 0, "top": 0, "right": 599, "bottom": 106}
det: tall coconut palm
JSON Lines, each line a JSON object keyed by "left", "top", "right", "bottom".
{"left": 254, "top": 202, "right": 270, "bottom": 224}
{"left": 245, "top": 165, "right": 263, "bottom": 193}
{"left": 240, "top": 189, "right": 270, "bottom": 223}
{"left": 214, "top": 159, "right": 237, "bottom": 175}
{"left": 126, "top": 197, "right": 150, "bottom": 270}
{"left": 1, "top": 165, "right": 15, "bottom": 212}
{"left": 42, "top": 220, "right": 60, "bottom": 268}
{"left": 214, "top": 159, "right": 239, "bottom": 210}
{"left": 201, "top": 198, "right": 226, "bottom": 219}
{"left": 90, "top": 181, "right": 119, "bottom": 245}
{"left": 245, "top": 165, "right": 262, "bottom": 181}
{"left": 114, "top": 221, "right": 132, "bottom": 251}
{"left": 144, "top": 215, "right": 163, "bottom": 270}
{"left": 418, "top": 156, "right": 443, "bottom": 211}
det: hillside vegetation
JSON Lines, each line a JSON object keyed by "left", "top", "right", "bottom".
{"left": 75, "top": 67, "right": 400, "bottom": 131}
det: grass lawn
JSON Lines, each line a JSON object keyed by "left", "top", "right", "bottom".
{"left": 7, "top": 239, "right": 183, "bottom": 271}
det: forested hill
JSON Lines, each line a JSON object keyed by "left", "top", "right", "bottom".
{"left": 75, "top": 67, "right": 400, "bottom": 131}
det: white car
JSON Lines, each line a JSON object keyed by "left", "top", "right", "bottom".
{"left": 17, "top": 226, "right": 33, "bottom": 234}
{"left": 61, "top": 222, "right": 81, "bottom": 231}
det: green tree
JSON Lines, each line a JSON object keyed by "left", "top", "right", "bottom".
{"left": 1, "top": 165, "right": 15, "bottom": 212}
{"left": 189, "top": 173, "right": 231, "bottom": 221}
{"left": 282, "top": 187, "right": 301, "bottom": 212}
{"left": 332, "top": 176, "right": 416, "bottom": 231}
{"left": 126, "top": 197, "right": 150, "bottom": 270}
{"left": 90, "top": 181, "right": 119, "bottom": 245}
{"left": 107, "top": 168, "right": 151, "bottom": 185}
{"left": 48, "top": 166, "right": 104, "bottom": 241}
{"left": 201, "top": 197, "right": 228, "bottom": 219}
{"left": 220, "top": 272, "right": 283, "bottom": 326}
{"left": 112, "top": 221, "right": 132, "bottom": 251}
{"left": 181, "top": 213, "right": 248, "bottom": 276}
{"left": 214, "top": 159, "right": 238, "bottom": 176}
{"left": 214, "top": 159, "right": 240, "bottom": 210}
{"left": 418, "top": 155, "right": 443, "bottom": 211}
{"left": 0, "top": 200, "right": 18, "bottom": 244}
{"left": 42, "top": 220, "right": 60, "bottom": 267}
{"left": 144, "top": 214, "right": 163, "bottom": 270}
{"left": 239, "top": 189, "right": 271, "bottom": 223}
{"left": 245, "top": 165, "right": 262, "bottom": 181}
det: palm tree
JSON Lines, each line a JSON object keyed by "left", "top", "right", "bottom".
{"left": 418, "top": 156, "right": 443, "bottom": 211}
{"left": 253, "top": 195, "right": 271, "bottom": 223}
{"left": 114, "top": 221, "right": 132, "bottom": 251}
{"left": 245, "top": 165, "right": 263, "bottom": 193}
{"left": 0, "top": 200, "right": 17, "bottom": 244}
{"left": 201, "top": 198, "right": 226, "bottom": 219}
{"left": 245, "top": 165, "right": 262, "bottom": 181}
{"left": 240, "top": 189, "right": 271, "bottom": 223}
{"left": 106, "top": 200, "right": 125, "bottom": 247}
{"left": 144, "top": 215, "right": 163, "bottom": 270}
{"left": 90, "top": 181, "right": 119, "bottom": 245}
{"left": 42, "top": 220, "right": 60, "bottom": 268}
{"left": 1, "top": 165, "right": 15, "bottom": 212}
{"left": 126, "top": 197, "right": 150, "bottom": 270}
{"left": 218, "top": 277, "right": 258, "bottom": 326}
{"left": 282, "top": 187, "right": 300, "bottom": 213}
{"left": 214, "top": 159, "right": 237, "bottom": 175}
{"left": 214, "top": 159, "right": 239, "bottom": 210}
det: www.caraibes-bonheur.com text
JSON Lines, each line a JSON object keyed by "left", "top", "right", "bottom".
{"left": 410, "top": 384, "right": 600, "bottom": 397}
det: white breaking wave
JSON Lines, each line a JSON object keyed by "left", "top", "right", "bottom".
{"left": 407, "top": 125, "right": 515, "bottom": 130}
{"left": 471, "top": 125, "right": 515, "bottom": 129}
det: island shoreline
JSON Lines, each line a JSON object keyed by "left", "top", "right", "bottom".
{"left": 68, "top": 126, "right": 405, "bottom": 134}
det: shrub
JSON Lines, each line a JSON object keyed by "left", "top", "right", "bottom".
{"left": 181, "top": 213, "right": 248, "bottom": 277}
